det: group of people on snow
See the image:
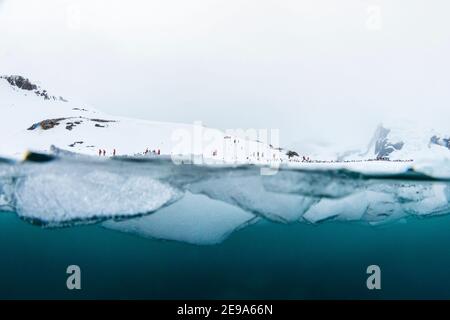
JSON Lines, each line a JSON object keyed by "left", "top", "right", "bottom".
{"left": 97, "top": 148, "right": 162, "bottom": 157}
{"left": 98, "top": 149, "right": 116, "bottom": 157}
{"left": 144, "top": 148, "right": 161, "bottom": 155}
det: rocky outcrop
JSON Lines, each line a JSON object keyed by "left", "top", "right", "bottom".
{"left": 1, "top": 75, "right": 37, "bottom": 90}
{"left": 91, "top": 118, "right": 116, "bottom": 123}
{"left": 1, "top": 75, "right": 68, "bottom": 102}
{"left": 27, "top": 117, "right": 117, "bottom": 131}
{"left": 27, "top": 118, "right": 68, "bottom": 130}
{"left": 365, "top": 125, "right": 404, "bottom": 159}
{"left": 286, "top": 150, "right": 299, "bottom": 159}
{"left": 68, "top": 141, "right": 84, "bottom": 147}
{"left": 430, "top": 135, "right": 450, "bottom": 149}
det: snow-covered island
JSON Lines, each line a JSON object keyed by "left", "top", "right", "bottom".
{"left": 0, "top": 75, "right": 294, "bottom": 166}
{"left": 3, "top": 75, "right": 450, "bottom": 177}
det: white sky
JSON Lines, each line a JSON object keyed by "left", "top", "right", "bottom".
{"left": 1, "top": 0, "right": 450, "bottom": 150}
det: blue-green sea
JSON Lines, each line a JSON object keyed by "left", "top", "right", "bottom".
{"left": 2, "top": 207, "right": 450, "bottom": 299}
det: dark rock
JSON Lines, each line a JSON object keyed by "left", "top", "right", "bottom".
{"left": 27, "top": 118, "right": 67, "bottom": 130}
{"left": 27, "top": 123, "right": 40, "bottom": 130}
{"left": 430, "top": 135, "right": 450, "bottom": 149}
{"left": 1, "top": 75, "right": 37, "bottom": 90}
{"left": 373, "top": 126, "right": 404, "bottom": 159}
{"left": 286, "top": 150, "right": 299, "bottom": 159}
{"left": 41, "top": 119, "right": 64, "bottom": 130}
{"left": 27, "top": 116, "right": 117, "bottom": 132}
{"left": 1, "top": 75, "right": 68, "bottom": 101}
{"left": 91, "top": 118, "right": 116, "bottom": 123}
{"left": 68, "top": 141, "right": 84, "bottom": 147}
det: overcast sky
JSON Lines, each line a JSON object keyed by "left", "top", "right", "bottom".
{"left": 1, "top": 0, "right": 450, "bottom": 150}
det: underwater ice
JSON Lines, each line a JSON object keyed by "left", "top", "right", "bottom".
{"left": 1, "top": 154, "right": 450, "bottom": 244}
{"left": 103, "top": 193, "right": 258, "bottom": 245}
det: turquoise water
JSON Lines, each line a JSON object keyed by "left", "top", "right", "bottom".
{"left": 2, "top": 209, "right": 450, "bottom": 299}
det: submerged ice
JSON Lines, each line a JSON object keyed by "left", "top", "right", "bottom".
{"left": 103, "top": 192, "right": 258, "bottom": 245}
{"left": 15, "top": 170, "right": 182, "bottom": 225}
{"left": 1, "top": 154, "right": 450, "bottom": 245}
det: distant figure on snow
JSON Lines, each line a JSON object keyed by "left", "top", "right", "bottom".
{"left": 103, "top": 150, "right": 106, "bottom": 156}
{"left": 98, "top": 149, "right": 102, "bottom": 156}
{"left": 113, "top": 149, "right": 116, "bottom": 156}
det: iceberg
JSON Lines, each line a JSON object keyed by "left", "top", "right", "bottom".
{"left": 0, "top": 153, "right": 450, "bottom": 245}
{"left": 103, "top": 193, "right": 258, "bottom": 245}
{"left": 188, "top": 174, "right": 317, "bottom": 223}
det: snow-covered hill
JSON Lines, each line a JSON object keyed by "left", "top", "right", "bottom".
{"left": 357, "top": 120, "right": 450, "bottom": 162}
{"left": 0, "top": 75, "right": 289, "bottom": 164}
{"left": 4, "top": 75, "right": 450, "bottom": 176}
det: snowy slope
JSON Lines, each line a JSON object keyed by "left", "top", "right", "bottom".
{"left": 358, "top": 120, "right": 450, "bottom": 162}
{"left": 0, "top": 76, "right": 288, "bottom": 163}
{"left": 3, "top": 75, "right": 450, "bottom": 177}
